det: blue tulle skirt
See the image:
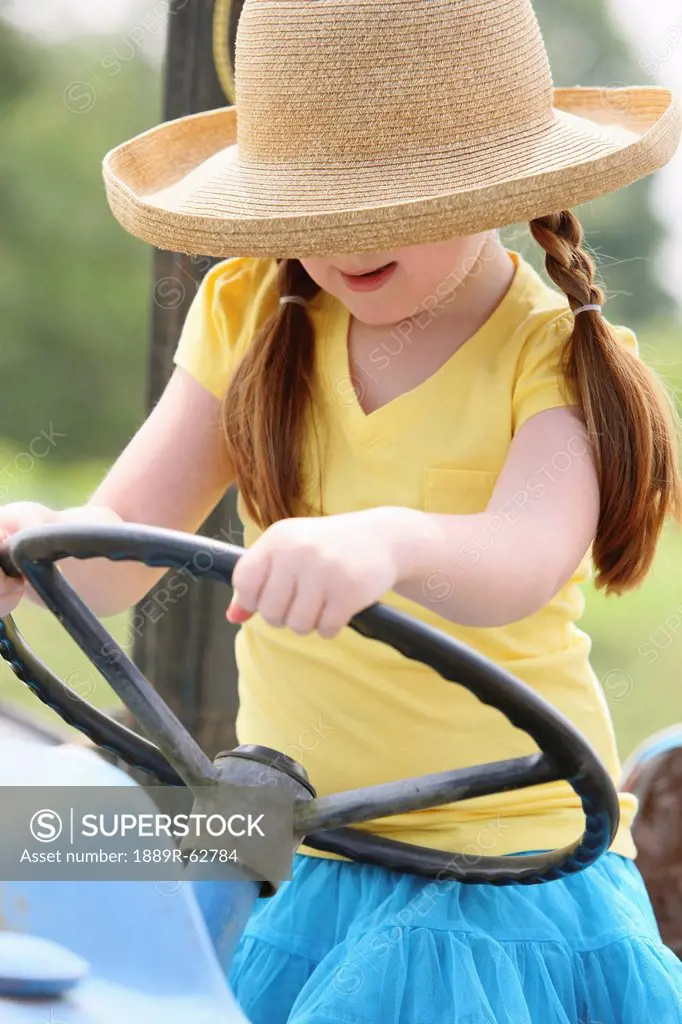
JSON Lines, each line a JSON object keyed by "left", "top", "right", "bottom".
{"left": 229, "top": 851, "right": 682, "bottom": 1024}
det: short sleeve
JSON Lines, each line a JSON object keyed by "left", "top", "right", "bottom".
{"left": 172, "top": 256, "right": 277, "bottom": 399}
{"left": 512, "top": 311, "right": 639, "bottom": 434}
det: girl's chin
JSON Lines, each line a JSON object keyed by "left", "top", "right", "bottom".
{"left": 342, "top": 297, "right": 412, "bottom": 329}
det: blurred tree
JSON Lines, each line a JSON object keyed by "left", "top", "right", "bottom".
{"left": 0, "top": 16, "right": 160, "bottom": 465}
{"left": 507, "top": 0, "right": 675, "bottom": 324}
{"left": 0, "top": 9, "right": 37, "bottom": 101}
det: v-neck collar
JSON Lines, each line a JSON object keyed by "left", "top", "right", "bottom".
{"left": 321, "top": 249, "right": 534, "bottom": 445}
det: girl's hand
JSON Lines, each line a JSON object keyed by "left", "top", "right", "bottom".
{"left": 0, "top": 502, "right": 64, "bottom": 616}
{"left": 226, "top": 510, "right": 407, "bottom": 638}
{"left": 0, "top": 501, "right": 123, "bottom": 616}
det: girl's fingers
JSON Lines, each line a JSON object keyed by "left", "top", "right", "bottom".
{"left": 230, "top": 549, "right": 271, "bottom": 613}
{"left": 284, "top": 579, "right": 327, "bottom": 635}
{"left": 255, "top": 570, "right": 298, "bottom": 628}
{"left": 226, "top": 599, "right": 253, "bottom": 624}
{"left": 315, "top": 596, "right": 354, "bottom": 639}
{"left": 0, "top": 577, "right": 26, "bottom": 617}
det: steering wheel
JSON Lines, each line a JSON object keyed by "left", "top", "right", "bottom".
{"left": 0, "top": 522, "right": 619, "bottom": 885}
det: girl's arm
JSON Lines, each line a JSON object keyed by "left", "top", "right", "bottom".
{"left": 20, "top": 367, "right": 234, "bottom": 618}
{"left": 227, "top": 406, "right": 600, "bottom": 635}
{"left": 391, "top": 405, "right": 600, "bottom": 626}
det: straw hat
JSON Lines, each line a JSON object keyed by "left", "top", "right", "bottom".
{"left": 103, "top": 0, "right": 682, "bottom": 259}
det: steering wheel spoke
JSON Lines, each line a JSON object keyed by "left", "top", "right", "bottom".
{"left": 19, "top": 559, "right": 219, "bottom": 791}
{"left": 295, "top": 753, "right": 560, "bottom": 834}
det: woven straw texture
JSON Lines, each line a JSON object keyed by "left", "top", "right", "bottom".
{"left": 104, "top": 0, "right": 682, "bottom": 258}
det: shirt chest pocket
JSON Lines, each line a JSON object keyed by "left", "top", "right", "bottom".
{"left": 423, "top": 468, "right": 499, "bottom": 514}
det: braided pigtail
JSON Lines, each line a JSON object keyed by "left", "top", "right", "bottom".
{"left": 222, "top": 259, "right": 321, "bottom": 528}
{"left": 529, "top": 210, "right": 682, "bottom": 593}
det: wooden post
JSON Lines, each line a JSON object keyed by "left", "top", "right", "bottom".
{"left": 133, "top": 0, "right": 246, "bottom": 756}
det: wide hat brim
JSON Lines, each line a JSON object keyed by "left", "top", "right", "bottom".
{"left": 104, "top": 86, "right": 681, "bottom": 258}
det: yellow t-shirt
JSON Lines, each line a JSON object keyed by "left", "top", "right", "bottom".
{"left": 173, "top": 249, "right": 638, "bottom": 861}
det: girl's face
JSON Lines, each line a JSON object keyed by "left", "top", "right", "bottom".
{"left": 300, "top": 231, "right": 499, "bottom": 327}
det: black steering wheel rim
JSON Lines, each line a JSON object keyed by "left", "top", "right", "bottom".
{"left": 0, "top": 522, "right": 619, "bottom": 885}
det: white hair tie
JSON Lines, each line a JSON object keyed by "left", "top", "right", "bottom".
{"left": 573, "top": 303, "right": 602, "bottom": 316}
{"left": 279, "top": 295, "right": 309, "bottom": 309}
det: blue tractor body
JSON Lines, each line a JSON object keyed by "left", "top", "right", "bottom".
{"left": 0, "top": 737, "right": 254, "bottom": 1023}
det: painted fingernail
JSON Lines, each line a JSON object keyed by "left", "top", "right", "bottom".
{"left": 227, "top": 602, "right": 251, "bottom": 624}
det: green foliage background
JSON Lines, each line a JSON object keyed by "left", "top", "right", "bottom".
{"left": 0, "top": 2, "right": 680, "bottom": 758}
{"left": 0, "top": 15, "right": 157, "bottom": 462}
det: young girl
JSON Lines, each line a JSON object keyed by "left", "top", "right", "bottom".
{"left": 3, "top": 0, "right": 682, "bottom": 1020}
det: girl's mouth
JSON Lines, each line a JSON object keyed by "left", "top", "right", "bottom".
{"left": 340, "top": 261, "right": 398, "bottom": 292}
